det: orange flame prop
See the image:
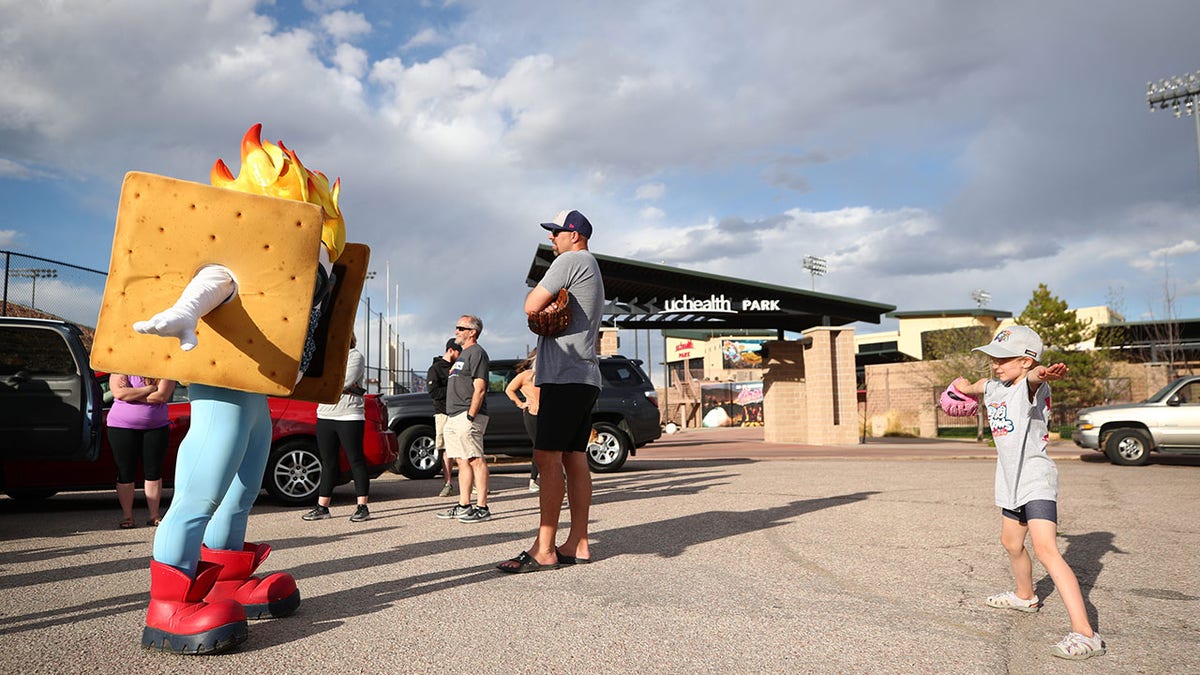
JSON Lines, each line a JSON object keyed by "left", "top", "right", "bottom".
{"left": 211, "top": 124, "right": 345, "bottom": 261}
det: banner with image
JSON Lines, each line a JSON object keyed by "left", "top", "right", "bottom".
{"left": 721, "top": 339, "right": 767, "bottom": 369}
{"left": 700, "top": 380, "right": 764, "bottom": 427}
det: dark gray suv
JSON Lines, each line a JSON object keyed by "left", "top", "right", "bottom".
{"left": 384, "top": 355, "right": 661, "bottom": 478}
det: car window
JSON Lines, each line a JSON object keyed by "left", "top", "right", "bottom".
{"left": 488, "top": 367, "right": 514, "bottom": 393}
{"left": 1177, "top": 382, "right": 1200, "bottom": 405}
{"left": 0, "top": 325, "right": 80, "bottom": 376}
{"left": 599, "top": 360, "right": 647, "bottom": 387}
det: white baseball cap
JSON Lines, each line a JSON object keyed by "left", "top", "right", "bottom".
{"left": 973, "top": 325, "right": 1043, "bottom": 361}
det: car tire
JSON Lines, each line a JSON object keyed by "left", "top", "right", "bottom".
{"left": 1104, "top": 428, "right": 1152, "bottom": 466}
{"left": 264, "top": 438, "right": 323, "bottom": 505}
{"left": 394, "top": 424, "right": 440, "bottom": 480}
{"left": 587, "top": 422, "right": 630, "bottom": 473}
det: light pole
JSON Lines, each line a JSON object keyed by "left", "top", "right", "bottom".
{"left": 971, "top": 289, "right": 991, "bottom": 308}
{"left": 802, "top": 256, "right": 827, "bottom": 290}
{"left": 1148, "top": 69, "right": 1200, "bottom": 190}
{"left": 11, "top": 267, "right": 57, "bottom": 310}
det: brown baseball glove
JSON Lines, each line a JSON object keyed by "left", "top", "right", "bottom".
{"left": 527, "top": 288, "right": 572, "bottom": 336}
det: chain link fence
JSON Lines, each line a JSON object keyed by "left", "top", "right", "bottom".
{"left": 3, "top": 249, "right": 418, "bottom": 393}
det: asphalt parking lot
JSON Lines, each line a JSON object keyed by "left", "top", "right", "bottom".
{"left": 1, "top": 430, "right": 1197, "bottom": 674}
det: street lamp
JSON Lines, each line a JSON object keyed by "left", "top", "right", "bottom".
{"left": 801, "top": 255, "right": 827, "bottom": 290}
{"left": 971, "top": 289, "right": 991, "bottom": 308}
{"left": 11, "top": 267, "right": 57, "bottom": 310}
{"left": 1148, "top": 69, "right": 1200, "bottom": 190}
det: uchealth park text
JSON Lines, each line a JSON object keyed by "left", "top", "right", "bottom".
{"left": 662, "top": 294, "right": 781, "bottom": 313}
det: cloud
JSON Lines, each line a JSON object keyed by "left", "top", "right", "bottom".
{"left": 321, "top": 10, "right": 371, "bottom": 41}
{"left": 639, "top": 206, "right": 665, "bottom": 220}
{"left": 403, "top": 28, "right": 441, "bottom": 51}
{"left": 0, "top": 230, "right": 19, "bottom": 248}
{"left": 634, "top": 182, "right": 665, "bottom": 200}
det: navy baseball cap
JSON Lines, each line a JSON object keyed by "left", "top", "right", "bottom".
{"left": 540, "top": 209, "right": 592, "bottom": 239}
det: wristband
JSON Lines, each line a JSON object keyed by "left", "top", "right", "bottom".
{"left": 467, "top": 414, "right": 475, "bottom": 422}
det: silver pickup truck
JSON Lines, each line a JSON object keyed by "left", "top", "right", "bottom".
{"left": 1073, "top": 376, "right": 1200, "bottom": 465}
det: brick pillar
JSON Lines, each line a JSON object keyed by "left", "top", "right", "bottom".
{"left": 598, "top": 327, "right": 619, "bottom": 356}
{"left": 763, "top": 327, "right": 858, "bottom": 445}
{"left": 763, "top": 340, "right": 806, "bottom": 443}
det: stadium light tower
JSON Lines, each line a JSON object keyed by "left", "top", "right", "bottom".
{"left": 11, "top": 267, "right": 57, "bottom": 310}
{"left": 1147, "top": 69, "right": 1200, "bottom": 190}
{"left": 802, "top": 255, "right": 827, "bottom": 290}
{"left": 971, "top": 289, "right": 991, "bottom": 308}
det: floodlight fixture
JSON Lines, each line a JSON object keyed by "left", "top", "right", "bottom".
{"left": 971, "top": 289, "right": 991, "bottom": 308}
{"left": 11, "top": 267, "right": 58, "bottom": 310}
{"left": 1148, "top": 68, "right": 1200, "bottom": 190}
{"left": 802, "top": 255, "right": 827, "bottom": 290}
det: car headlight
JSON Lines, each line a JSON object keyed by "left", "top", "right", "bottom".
{"left": 1076, "top": 418, "right": 1094, "bottom": 430}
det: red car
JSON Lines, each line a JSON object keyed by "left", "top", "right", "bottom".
{"left": 0, "top": 318, "right": 397, "bottom": 506}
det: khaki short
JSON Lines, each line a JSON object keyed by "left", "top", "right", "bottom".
{"left": 444, "top": 412, "right": 488, "bottom": 459}
{"left": 434, "top": 412, "right": 448, "bottom": 449}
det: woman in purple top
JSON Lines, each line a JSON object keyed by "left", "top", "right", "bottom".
{"left": 108, "top": 374, "right": 176, "bottom": 528}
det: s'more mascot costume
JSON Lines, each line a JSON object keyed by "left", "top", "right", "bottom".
{"left": 93, "top": 124, "right": 369, "bottom": 655}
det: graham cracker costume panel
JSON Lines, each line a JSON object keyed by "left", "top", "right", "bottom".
{"left": 92, "top": 171, "right": 325, "bottom": 395}
{"left": 289, "top": 242, "right": 370, "bottom": 404}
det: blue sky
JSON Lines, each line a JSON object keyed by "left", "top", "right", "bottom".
{"left": 3, "top": 0, "right": 1200, "bottom": 378}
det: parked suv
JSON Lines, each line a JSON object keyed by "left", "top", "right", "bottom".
{"left": 385, "top": 355, "right": 661, "bottom": 478}
{"left": 1073, "top": 376, "right": 1200, "bottom": 465}
{"left": 0, "top": 317, "right": 397, "bottom": 505}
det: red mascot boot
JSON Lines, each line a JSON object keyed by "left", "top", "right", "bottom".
{"left": 200, "top": 542, "right": 301, "bottom": 619}
{"left": 142, "top": 560, "right": 249, "bottom": 654}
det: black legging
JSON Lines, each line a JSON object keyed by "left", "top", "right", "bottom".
{"left": 523, "top": 409, "right": 539, "bottom": 481}
{"left": 316, "top": 418, "right": 368, "bottom": 498}
{"left": 109, "top": 425, "right": 170, "bottom": 483}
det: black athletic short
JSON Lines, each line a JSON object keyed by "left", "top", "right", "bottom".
{"left": 1001, "top": 499, "right": 1058, "bottom": 524}
{"left": 535, "top": 383, "right": 600, "bottom": 452}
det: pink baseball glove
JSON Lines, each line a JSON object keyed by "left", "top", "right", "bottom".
{"left": 940, "top": 381, "right": 979, "bottom": 417}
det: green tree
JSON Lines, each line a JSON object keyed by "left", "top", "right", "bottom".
{"left": 1017, "top": 283, "right": 1110, "bottom": 425}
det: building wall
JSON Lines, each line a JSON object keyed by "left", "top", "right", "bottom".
{"left": 863, "top": 359, "right": 1173, "bottom": 438}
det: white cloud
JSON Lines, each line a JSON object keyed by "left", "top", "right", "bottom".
{"left": 403, "top": 28, "right": 441, "bottom": 50}
{"left": 303, "top": 0, "right": 352, "bottom": 12}
{"left": 1150, "top": 240, "right": 1200, "bottom": 258}
{"left": 640, "top": 206, "right": 665, "bottom": 220}
{"left": 634, "top": 182, "right": 665, "bottom": 200}
{"left": 0, "top": 230, "right": 19, "bottom": 247}
{"left": 321, "top": 10, "right": 371, "bottom": 41}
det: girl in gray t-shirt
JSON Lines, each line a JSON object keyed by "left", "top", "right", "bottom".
{"left": 952, "top": 328, "right": 1105, "bottom": 660}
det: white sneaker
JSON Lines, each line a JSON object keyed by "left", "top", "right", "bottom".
{"left": 985, "top": 591, "right": 1040, "bottom": 612}
{"left": 528, "top": 479, "right": 539, "bottom": 492}
{"left": 1052, "top": 632, "right": 1105, "bottom": 660}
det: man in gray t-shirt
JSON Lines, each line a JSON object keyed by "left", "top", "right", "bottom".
{"left": 498, "top": 209, "right": 605, "bottom": 574}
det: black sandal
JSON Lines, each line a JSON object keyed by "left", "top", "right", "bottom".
{"left": 496, "top": 551, "right": 560, "bottom": 574}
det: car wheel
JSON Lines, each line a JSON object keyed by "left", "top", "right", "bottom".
{"left": 394, "top": 424, "right": 440, "bottom": 480}
{"left": 587, "top": 422, "right": 630, "bottom": 473}
{"left": 264, "top": 438, "right": 322, "bottom": 505}
{"left": 1104, "top": 428, "right": 1152, "bottom": 466}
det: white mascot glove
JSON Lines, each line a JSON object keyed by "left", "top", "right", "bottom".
{"left": 133, "top": 264, "right": 238, "bottom": 351}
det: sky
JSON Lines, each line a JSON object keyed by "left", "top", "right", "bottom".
{"left": 3, "top": 0, "right": 1200, "bottom": 385}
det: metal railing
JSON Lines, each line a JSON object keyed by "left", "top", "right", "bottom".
{"left": 2, "top": 249, "right": 414, "bottom": 393}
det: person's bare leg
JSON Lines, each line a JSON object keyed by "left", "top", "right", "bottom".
{"left": 500, "top": 449, "right": 563, "bottom": 569}
{"left": 1000, "top": 517, "right": 1035, "bottom": 600}
{"left": 441, "top": 451, "right": 454, "bottom": 486}
{"left": 558, "top": 451, "right": 592, "bottom": 560}
{"left": 144, "top": 479, "right": 163, "bottom": 521}
{"left": 455, "top": 457, "right": 473, "bottom": 505}
{"left": 117, "top": 482, "right": 135, "bottom": 522}
{"left": 472, "top": 457, "right": 489, "bottom": 508}
{"left": 1029, "top": 519, "right": 1095, "bottom": 636}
